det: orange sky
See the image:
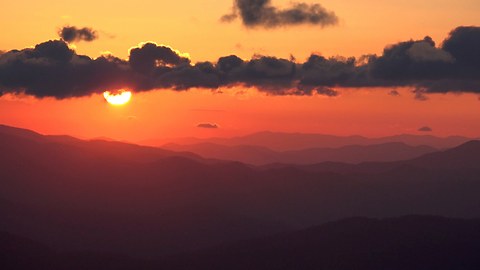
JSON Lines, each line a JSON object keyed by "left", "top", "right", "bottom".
{"left": 1, "top": 0, "right": 480, "bottom": 142}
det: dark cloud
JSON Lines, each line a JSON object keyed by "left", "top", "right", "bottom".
{"left": 1, "top": 26, "right": 480, "bottom": 99}
{"left": 389, "top": 90, "right": 400, "bottom": 96}
{"left": 129, "top": 42, "right": 190, "bottom": 73}
{"left": 197, "top": 123, "right": 219, "bottom": 129}
{"left": 315, "top": 87, "right": 338, "bottom": 96}
{"left": 299, "top": 55, "right": 357, "bottom": 87}
{"left": 155, "top": 62, "right": 221, "bottom": 90}
{"left": 0, "top": 40, "right": 132, "bottom": 98}
{"left": 368, "top": 37, "right": 454, "bottom": 82}
{"left": 221, "top": 0, "right": 338, "bottom": 28}
{"left": 413, "top": 88, "right": 429, "bottom": 101}
{"left": 442, "top": 26, "right": 480, "bottom": 68}
{"left": 418, "top": 126, "right": 433, "bottom": 132}
{"left": 367, "top": 28, "right": 480, "bottom": 93}
{"left": 59, "top": 26, "right": 98, "bottom": 42}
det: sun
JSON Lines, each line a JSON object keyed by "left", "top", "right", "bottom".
{"left": 103, "top": 90, "right": 132, "bottom": 105}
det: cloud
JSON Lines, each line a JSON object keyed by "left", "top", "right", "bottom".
{"left": 1, "top": 26, "right": 480, "bottom": 99}
{"left": 407, "top": 40, "right": 454, "bottom": 63}
{"left": 368, "top": 36, "right": 453, "bottom": 82}
{"left": 315, "top": 86, "right": 338, "bottom": 96}
{"left": 59, "top": 26, "right": 98, "bottom": 42}
{"left": 413, "top": 88, "right": 429, "bottom": 101}
{"left": 442, "top": 26, "right": 480, "bottom": 68}
{"left": 129, "top": 42, "right": 190, "bottom": 74}
{"left": 0, "top": 40, "right": 131, "bottom": 98}
{"left": 221, "top": 0, "right": 338, "bottom": 28}
{"left": 418, "top": 126, "right": 433, "bottom": 132}
{"left": 197, "top": 123, "right": 219, "bottom": 129}
{"left": 388, "top": 90, "right": 400, "bottom": 96}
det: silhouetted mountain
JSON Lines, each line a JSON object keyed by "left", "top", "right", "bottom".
{"left": 161, "top": 216, "right": 480, "bottom": 270}
{"left": 163, "top": 142, "right": 436, "bottom": 165}
{"left": 0, "top": 231, "right": 148, "bottom": 270}
{"left": 158, "top": 131, "right": 474, "bottom": 151}
{"left": 1, "top": 124, "right": 480, "bottom": 259}
{"left": 299, "top": 140, "right": 480, "bottom": 174}
{"left": 408, "top": 140, "right": 480, "bottom": 169}
{"left": 3, "top": 216, "right": 480, "bottom": 270}
{"left": 0, "top": 124, "right": 202, "bottom": 164}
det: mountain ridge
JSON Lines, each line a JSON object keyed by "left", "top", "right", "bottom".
{"left": 151, "top": 130, "right": 476, "bottom": 151}
{"left": 2, "top": 124, "right": 480, "bottom": 258}
{"left": 163, "top": 141, "right": 437, "bottom": 165}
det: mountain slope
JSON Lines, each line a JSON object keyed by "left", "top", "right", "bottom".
{"left": 163, "top": 142, "right": 437, "bottom": 165}
{"left": 3, "top": 216, "right": 480, "bottom": 270}
{"left": 299, "top": 140, "right": 480, "bottom": 174}
{"left": 1, "top": 124, "right": 480, "bottom": 258}
{"left": 161, "top": 215, "right": 480, "bottom": 270}
{"left": 159, "top": 130, "right": 474, "bottom": 151}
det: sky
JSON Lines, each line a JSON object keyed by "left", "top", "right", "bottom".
{"left": 1, "top": 0, "right": 480, "bottom": 143}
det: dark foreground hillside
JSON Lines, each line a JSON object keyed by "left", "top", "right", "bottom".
{"left": 1, "top": 124, "right": 480, "bottom": 259}
{"left": 2, "top": 216, "right": 480, "bottom": 270}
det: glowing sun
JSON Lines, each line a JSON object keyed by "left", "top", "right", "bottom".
{"left": 103, "top": 90, "right": 132, "bottom": 105}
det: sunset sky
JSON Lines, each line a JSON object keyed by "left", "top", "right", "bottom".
{"left": 1, "top": 0, "right": 480, "bottom": 143}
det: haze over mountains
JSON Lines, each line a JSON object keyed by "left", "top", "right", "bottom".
{"left": 155, "top": 130, "right": 474, "bottom": 151}
{"left": 163, "top": 142, "right": 437, "bottom": 165}
{"left": 1, "top": 124, "right": 480, "bottom": 269}
{"left": 159, "top": 131, "right": 475, "bottom": 165}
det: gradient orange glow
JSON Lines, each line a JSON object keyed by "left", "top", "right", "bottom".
{"left": 1, "top": 0, "right": 480, "bottom": 142}
{"left": 0, "top": 88, "right": 479, "bottom": 145}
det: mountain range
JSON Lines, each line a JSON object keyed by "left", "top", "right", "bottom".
{"left": 163, "top": 141, "right": 437, "bottom": 165}
{"left": 1, "top": 124, "right": 480, "bottom": 268}
{"left": 153, "top": 130, "right": 475, "bottom": 150}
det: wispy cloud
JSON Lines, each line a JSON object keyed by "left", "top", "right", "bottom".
{"left": 418, "top": 126, "right": 433, "bottom": 132}
{"left": 221, "top": 0, "right": 338, "bottom": 29}
{"left": 58, "top": 26, "right": 98, "bottom": 42}
{"left": 197, "top": 123, "right": 219, "bottom": 129}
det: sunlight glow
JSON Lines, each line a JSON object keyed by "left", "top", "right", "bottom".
{"left": 103, "top": 90, "right": 132, "bottom": 105}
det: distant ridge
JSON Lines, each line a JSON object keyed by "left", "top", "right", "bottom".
{"left": 0, "top": 124, "right": 202, "bottom": 164}
{"left": 163, "top": 141, "right": 437, "bottom": 165}
{"left": 298, "top": 139, "right": 480, "bottom": 173}
{"left": 155, "top": 130, "right": 476, "bottom": 151}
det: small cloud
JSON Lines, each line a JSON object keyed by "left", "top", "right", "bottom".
{"left": 197, "top": 123, "right": 219, "bottom": 129}
{"left": 221, "top": 13, "right": 238, "bottom": 23}
{"left": 413, "top": 88, "right": 429, "bottom": 101}
{"left": 59, "top": 26, "right": 98, "bottom": 42}
{"left": 389, "top": 90, "right": 400, "bottom": 96}
{"left": 316, "top": 87, "right": 338, "bottom": 97}
{"left": 221, "top": 0, "right": 338, "bottom": 29}
{"left": 418, "top": 126, "right": 433, "bottom": 132}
